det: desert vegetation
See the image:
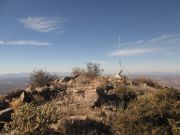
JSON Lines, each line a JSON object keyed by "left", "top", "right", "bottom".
{"left": 30, "top": 69, "right": 58, "bottom": 88}
{"left": 5, "top": 103, "right": 61, "bottom": 135}
{"left": 72, "top": 62, "right": 103, "bottom": 78}
{"left": 0, "top": 64, "right": 179, "bottom": 135}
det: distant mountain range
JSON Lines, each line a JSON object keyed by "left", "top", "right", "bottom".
{"left": 0, "top": 72, "right": 179, "bottom": 95}
{"left": 0, "top": 73, "right": 30, "bottom": 79}
{"left": 0, "top": 72, "right": 70, "bottom": 79}
{"left": 0, "top": 72, "right": 70, "bottom": 95}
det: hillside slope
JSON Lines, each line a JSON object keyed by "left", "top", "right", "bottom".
{"left": 0, "top": 74, "right": 179, "bottom": 135}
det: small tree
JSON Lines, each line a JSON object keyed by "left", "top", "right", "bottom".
{"left": 30, "top": 69, "right": 55, "bottom": 87}
{"left": 86, "top": 62, "right": 103, "bottom": 78}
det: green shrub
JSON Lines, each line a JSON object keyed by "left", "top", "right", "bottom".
{"left": 30, "top": 69, "right": 57, "bottom": 88}
{"left": 72, "top": 62, "right": 104, "bottom": 80}
{"left": 86, "top": 62, "right": 103, "bottom": 78}
{"left": 113, "top": 86, "right": 137, "bottom": 108}
{"left": 112, "top": 88, "right": 180, "bottom": 135}
{"left": 5, "top": 103, "right": 62, "bottom": 135}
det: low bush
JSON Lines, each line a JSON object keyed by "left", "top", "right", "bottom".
{"left": 112, "top": 88, "right": 180, "bottom": 135}
{"left": 30, "top": 69, "right": 58, "bottom": 88}
{"left": 72, "top": 62, "right": 104, "bottom": 81}
{"left": 5, "top": 103, "right": 62, "bottom": 135}
{"left": 86, "top": 62, "right": 104, "bottom": 78}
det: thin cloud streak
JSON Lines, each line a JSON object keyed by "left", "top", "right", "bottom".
{"left": 109, "top": 48, "right": 160, "bottom": 57}
{"left": 0, "top": 40, "right": 51, "bottom": 46}
{"left": 19, "top": 16, "right": 61, "bottom": 33}
{"left": 108, "top": 34, "right": 180, "bottom": 57}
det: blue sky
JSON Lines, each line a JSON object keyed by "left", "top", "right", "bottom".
{"left": 0, "top": 0, "right": 180, "bottom": 74}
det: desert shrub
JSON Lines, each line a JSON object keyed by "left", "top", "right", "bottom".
{"left": 113, "top": 86, "right": 137, "bottom": 108}
{"left": 72, "top": 63, "right": 103, "bottom": 77}
{"left": 112, "top": 88, "right": 180, "bottom": 135}
{"left": 5, "top": 103, "right": 62, "bottom": 135}
{"left": 86, "top": 62, "right": 103, "bottom": 78}
{"left": 9, "top": 98, "right": 24, "bottom": 110}
{"left": 134, "top": 77, "right": 161, "bottom": 88}
{"left": 30, "top": 69, "right": 57, "bottom": 88}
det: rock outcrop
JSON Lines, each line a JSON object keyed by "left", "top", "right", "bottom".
{"left": 0, "top": 100, "right": 9, "bottom": 111}
{"left": 84, "top": 89, "right": 98, "bottom": 107}
{"left": 0, "top": 108, "right": 14, "bottom": 122}
{"left": 0, "top": 108, "right": 14, "bottom": 131}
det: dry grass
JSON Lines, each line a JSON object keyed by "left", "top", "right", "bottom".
{"left": 9, "top": 98, "right": 24, "bottom": 110}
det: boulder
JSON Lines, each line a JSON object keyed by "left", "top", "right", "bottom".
{"left": 25, "top": 86, "right": 34, "bottom": 93}
{"left": 104, "top": 83, "right": 114, "bottom": 93}
{"left": 0, "top": 100, "right": 9, "bottom": 111}
{"left": 0, "top": 108, "right": 14, "bottom": 131}
{"left": 92, "top": 87, "right": 136, "bottom": 108}
{"left": 83, "top": 88, "right": 120, "bottom": 107}
{"left": 5, "top": 89, "right": 24, "bottom": 100}
{"left": 8, "top": 91, "right": 31, "bottom": 110}
{"left": 0, "top": 108, "right": 14, "bottom": 122}
{"left": 84, "top": 89, "right": 98, "bottom": 107}
{"left": 19, "top": 92, "right": 31, "bottom": 103}
{"left": 35, "top": 86, "right": 49, "bottom": 93}
{"left": 33, "top": 85, "right": 66, "bottom": 101}
{"left": 60, "top": 76, "right": 71, "bottom": 83}
{"left": 71, "top": 74, "right": 80, "bottom": 80}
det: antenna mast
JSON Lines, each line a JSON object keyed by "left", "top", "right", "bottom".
{"left": 118, "top": 36, "right": 123, "bottom": 77}
{"left": 118, "top": 36, "right": 122, "bottom": 71}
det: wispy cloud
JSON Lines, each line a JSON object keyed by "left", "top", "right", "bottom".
{"left": 19, "top": 16, "right": 62, "bottom": 33}
{"left": 108, "top": 34, "right": 180, "bottom": 57}
{"left": 0, "top": 40, "right": 50, "bottom": 46}
{"left": 109, "top": 48, "right": 160, "bottom": 57}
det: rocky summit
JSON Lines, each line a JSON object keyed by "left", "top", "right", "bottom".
{"left": 0, "top": 72, "right": 179, "bottom": 135}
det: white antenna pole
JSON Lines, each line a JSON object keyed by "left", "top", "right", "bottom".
{"left": 118, "top": 36, "right": 122, "bottom": 71}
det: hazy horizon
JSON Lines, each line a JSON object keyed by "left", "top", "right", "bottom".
{"left": 1, "top": 71, "right": 180, "bottom": 77}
